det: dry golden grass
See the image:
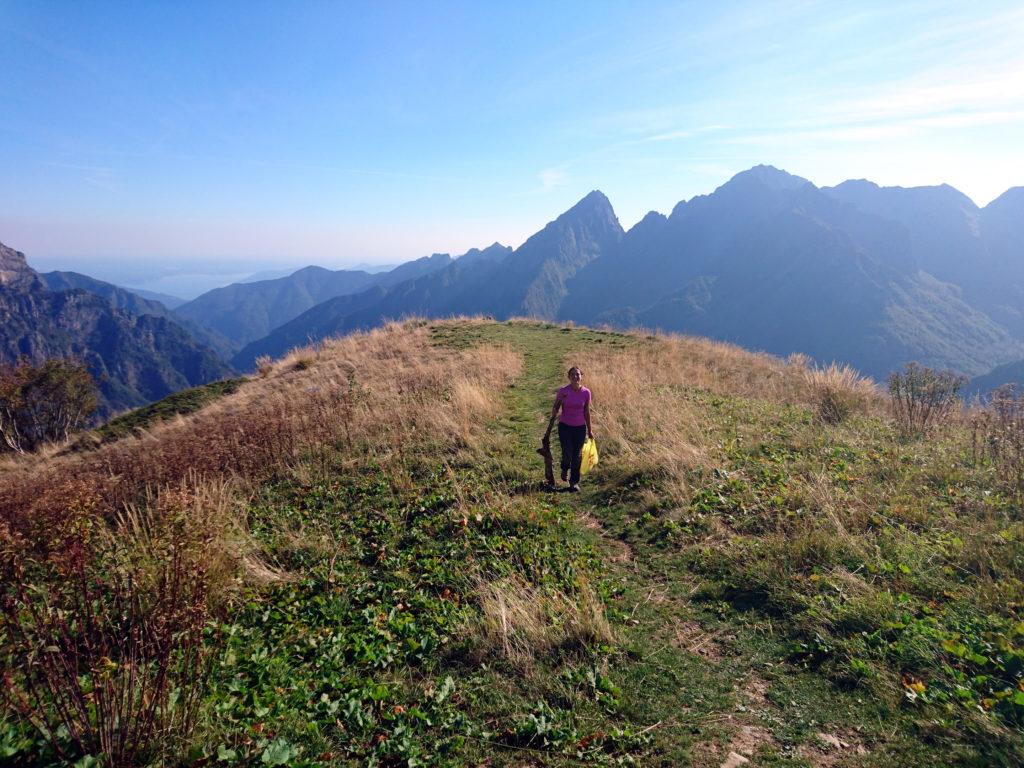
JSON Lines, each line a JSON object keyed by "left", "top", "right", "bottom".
{"left": 114, "top": 476, "right": 284, "bottom": 609}
{"left": 472, "top": 575, "right": 612, "bottom": 667}
{"left": 800, "top": 362, "right": 883, "bottom": 424}
{"left": 573, "top": 333, "right": 814, "bottom": 505}
{"left": 571, "top": 333, "right": 890, "bottom": 507}
{"left": 0, "top": 319, "right": 521, "bottom": 566}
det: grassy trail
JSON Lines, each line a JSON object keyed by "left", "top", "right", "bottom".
{"left": 435, "top": 322, "right": 743, "bottom": 764}
{"left": 438, "top": 322, "right": 775, "bottom": 764}
{"left": 434, "top": 321, "right": 961, "bottom": 767}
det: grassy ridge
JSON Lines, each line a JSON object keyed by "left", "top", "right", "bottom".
{"left": 89, "top": 377, "right": 247, "bottom": 445}
{"left": 3, "top": 319, "right": 1024, "bottom": 766}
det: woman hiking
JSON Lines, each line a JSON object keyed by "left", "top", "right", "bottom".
{"left": 542, "top": 366, "right": 593, "bottom": 492}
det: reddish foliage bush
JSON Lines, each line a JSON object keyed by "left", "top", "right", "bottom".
{"left": 1, "top": 492, "right": 211, "bottom": 765}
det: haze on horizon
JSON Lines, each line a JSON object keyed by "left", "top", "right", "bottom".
{"left": 2, "top": 0, "right": 1022, "bottom": 274}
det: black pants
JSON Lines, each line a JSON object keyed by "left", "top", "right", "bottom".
{"left": 558, "top": 422, "right": 587, "bottom": 485}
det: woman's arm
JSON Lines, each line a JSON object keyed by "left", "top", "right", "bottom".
{"left": 545, "top": 395, "right": 562, "bottom": 440}
{"left": 584, "top": 400, "right": 593, "bottom": 440}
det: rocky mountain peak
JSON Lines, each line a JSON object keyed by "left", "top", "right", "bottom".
{"left": 543, "top": 191, "right": 623, "bottom": 247}
{"left": 0, "top": 241, "right": 41, "bottom": 291}
{"left": 559, "top": 190, "right": 617, "bottom": 223}
{"left": 721, "top": 164, "right": 811, "bottom": 193}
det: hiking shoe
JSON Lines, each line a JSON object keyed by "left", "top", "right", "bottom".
{"left": 569, "top": 484, "right": 580, "bottom": 493}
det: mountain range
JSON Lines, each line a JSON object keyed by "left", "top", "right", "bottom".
{"left": 174, "top": 251, "right": 463, "bottom": 352}
{"left": 0, "top": 243, "right": 233, "bottom": 416}
{"left": 6, "top": 165, "right": 1024, "bottom": 412}
{"left": 227, "top": 166, "right": 1024, "bottom": 382}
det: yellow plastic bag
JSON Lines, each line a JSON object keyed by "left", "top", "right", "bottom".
{"left": 581, "top": 438, "right": 599, "bottom": 476}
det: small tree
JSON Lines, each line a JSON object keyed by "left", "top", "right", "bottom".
{"left": 0, "top": 358, "right": 98, "bottom": 453}
{"left": 888, "top": 362, "right": 965, "bottom": 437}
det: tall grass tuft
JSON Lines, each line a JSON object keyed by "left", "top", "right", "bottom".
{"left": 473, "top": 576, "right": 612, "bottom": 667}
{"left": 801, "top": 362, "right": 879, "bottom": 425}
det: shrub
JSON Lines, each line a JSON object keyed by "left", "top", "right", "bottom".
{"left": 0, "top": 490, "right": 215, "bottom": 766}
{"left": 888, "top": 362, "right": 965, "bottom": 437}
{"left": 0, "top": 358, "right": 97, "bottom": 453}
{"left": 971, "top": 385, "right": 1024, "bottom": 491}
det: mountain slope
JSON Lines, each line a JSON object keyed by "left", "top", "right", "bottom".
{"left": 175, "top": 253, "right": 454, "bottom": 351}
{"left": 566, "top": 167, "right": 1018, "bottom": 378}
{"left": 0, "top": 241, "right": 234, "bottom": 416}
{"left": 128, "top": 287, "right": 187, "bottom": 309}
{"left": 569, "top": 171, "right": 1018, "bottom": 378}
{"left": 41, "top": 270, "right": 234, "bottom": 359}
{"left": 823, "top": 180, "right": 1024, "bottom": 336}
{"left": 978, "top": 187, "right": 1024, "bottom": 334}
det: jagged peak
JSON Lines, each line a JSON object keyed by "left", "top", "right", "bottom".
{"left": 456, "top": 242, "right": 512, "bottom": 267}
{"left": 639, "top": 210, "right": 668, "bottom": 225}
{"left": 543, "top": 190, "right": 622, "bottom": 239}
{"left": 561, "top": 190, "right": 616, "bottom": 219}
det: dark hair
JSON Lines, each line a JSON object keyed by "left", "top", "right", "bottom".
{"left": 567, "top": 366, "right": 582, "bottom": 377}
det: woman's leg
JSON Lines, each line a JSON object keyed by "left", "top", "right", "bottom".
{"left": 557, "top": 422, "right": 571, "bottom": 481}
{"left": 569, "top": 424, "right": 586, "bottom": 486}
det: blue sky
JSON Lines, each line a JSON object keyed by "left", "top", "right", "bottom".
{"left": 2, "top": 0, "right": 1023, "bottom": 270}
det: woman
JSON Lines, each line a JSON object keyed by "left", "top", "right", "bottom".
{"left": 543, "top": 366, "right": 593, "bottom": 492}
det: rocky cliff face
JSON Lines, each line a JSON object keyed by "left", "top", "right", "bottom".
{"left": 0, "top": 242, "right": 41, "bottom": 291}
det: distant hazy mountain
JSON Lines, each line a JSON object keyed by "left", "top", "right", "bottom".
{"left": 1, "top": 241, "right": 234, "bottom": 417}
{"left": 230, "top": 198, "right": 616, "bottom": 368}
{"left": 41, "top": 270, "right": 234, "bottom": 360}
{"left": 42, "top": 270, "right": 181, "bottom": 317}
{"left": 966, "top": 359, "right": 1024, "bottom": 400}
{"left": 238, "top": 268, "right": 298, "bottom": 283}
{"left": 126, "top": 286, "right": 187, "bottom": 309}
{"left": 176, "top": 252, "right": 457, "bottom": 352}
{"left": 233, "top": 167, "right": 1023, "bottom": 380}
{"left": 823, "top": 180, "right": 1024, "bottom": 336}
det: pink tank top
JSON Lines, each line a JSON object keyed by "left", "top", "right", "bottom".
{"left": 558, "top": 385, "right": 591, "bottom": 427}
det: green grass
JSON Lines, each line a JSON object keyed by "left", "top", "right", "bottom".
{"left": 7, "top": 320, "right": 1024, "bottom": 766}
{"left": 88, "top": 377, "right": 247, "bottom": 445}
